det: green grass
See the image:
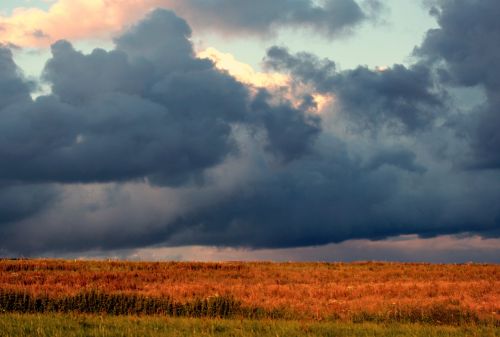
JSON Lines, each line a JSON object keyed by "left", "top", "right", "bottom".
{"left": 0, "top": 314, "right": 498, "bottom": 337}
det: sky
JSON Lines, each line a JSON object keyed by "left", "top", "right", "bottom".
{"left": 0, "top": 0, "right": 499, "bottom": 263}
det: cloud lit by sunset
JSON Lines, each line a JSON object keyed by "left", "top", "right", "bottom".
{"left": 197, "top": 47, "right": 288, "bottom": 88}
{"left": 0, "top": 0, "right": 152, "bottom": 46}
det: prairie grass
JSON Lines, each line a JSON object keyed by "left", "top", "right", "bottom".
{"left": 0, "top": 290, "right": 241, "bottom": 318}
{"left": 0, "top": 313, "right": 498, "bottom": 337}
{"left": 0, "top": 260, "right": 498, "bottom": 323}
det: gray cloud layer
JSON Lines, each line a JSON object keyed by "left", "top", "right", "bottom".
{"left": 164, "top": 0, "right": 382, "bottom": 37}
{"left": 0, "top": 1, "right": 499, "bottom": 257}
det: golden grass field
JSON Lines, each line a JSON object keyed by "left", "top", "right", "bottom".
{"left": 0, "top": 259, "right": 498, "bottom": 324}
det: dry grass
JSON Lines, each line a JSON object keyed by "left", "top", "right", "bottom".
{"left": 0, "top": 259, "right": 498, "bottom": 322}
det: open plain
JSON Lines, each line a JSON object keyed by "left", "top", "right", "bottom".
{"left": 0, "top": 260, "right": 498, "bottom": 336}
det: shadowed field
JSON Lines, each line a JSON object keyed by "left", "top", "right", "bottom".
{"left": 0, "top": 260, "right": 498, "bottom": 324}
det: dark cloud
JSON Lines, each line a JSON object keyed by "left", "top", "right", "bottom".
{"left": 0, "top": 9, "right": 324, "bottom": 255}
{"left": 0, "top": 46, "right": 50, "bottom": 228}
{"left": 332, "top": 64, "right": 444, "bottom": 133}
{"left": 471, "top": 99, "right": 500, "bottom": 169}
{"left": 416, "top": 0, "right": 500, "bottom": 168}
{"left": 163, "top": 135, "right": 499, "bottom": 249}
{"left": 250, "top": 90, "right": 321, "bottom": 162}
{"left": 114, "top": 9, "right": 198, "bottom": 73}
{"left": 265, "top": 46, "right": 337, "bottom": 92}
{"left": 166, "top": 0, "right": 382, "bottom": 37}
{"left": 0, "top": 184, "right": 57, "bottom": 225}
{"left": 265, "top": 46, "right": 445, "bottom": 133}
{"left": 417, "top": 0, "right": 500, "bottom": 90}
{"left": 0, "top": 46, "right": 32, "bottom": 109}
{"left": 0, "top": 9, "right": 317, "bottom": 186}
{"left": 1, "top": 4, "right": 500, "bottom": 257}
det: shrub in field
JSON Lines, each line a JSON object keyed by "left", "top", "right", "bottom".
{"left": 0, "top": 289, "right": 487, "bottom": 325}
{"left": 0, "top": 290, "right": 241, "bottom": 318}
{"left": 351, "top": 302, "right": 481, "bottom": 325}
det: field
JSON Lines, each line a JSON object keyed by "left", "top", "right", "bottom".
{"left": 0, "top": 260, "right": 499, "bottom": 336}
{"left": 1, "top": 314, "right": 498, "bottom": 337}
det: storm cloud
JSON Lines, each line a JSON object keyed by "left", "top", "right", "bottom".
{"left": 0, "top": 47, "right": 32, "bottom": 109}
{"left": 416, "top": 0, "right": 500, "bottom": 169}
{"left": 0, "top": 10, "right": 317, "bottom": 186}
{"left": 0, "top": 2, "right": 499, "bottom": 257}
{"left": 265, "top": 46, "right": 445, "bottom": 133}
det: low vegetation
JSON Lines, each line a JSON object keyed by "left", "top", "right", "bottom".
{"left": 0, "top": 260, "right": 498, "bottom": 324}
{"left": 1, "top": 314, "right": 498, "bottom": 337}
{"left": 0, "top": 290, "right": 241, "bottom": 318}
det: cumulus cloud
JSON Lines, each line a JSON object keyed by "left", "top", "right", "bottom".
{"left": 0, "top": 46, "right": 32, "bottom": 108}
{"left": 0, "top": 10, "right": 318, "bottom": 187}
{"left": 0, "top": 9, "right": 321, "bottom": 253}
{"left": 265, "top": 46, "right": 445, "bottom": 133}
{"left": 0, "top": 3, "right": 499, "bottom": 258}
{"left": 0, "top": 0, "right": 381, "bottom": 47}
{"left": 416, "top": 0, "right": 500, "bottom": 169}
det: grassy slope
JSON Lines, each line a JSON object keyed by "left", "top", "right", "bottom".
{"left": 0, "top": 314, "right": 498, "bottom": 337}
